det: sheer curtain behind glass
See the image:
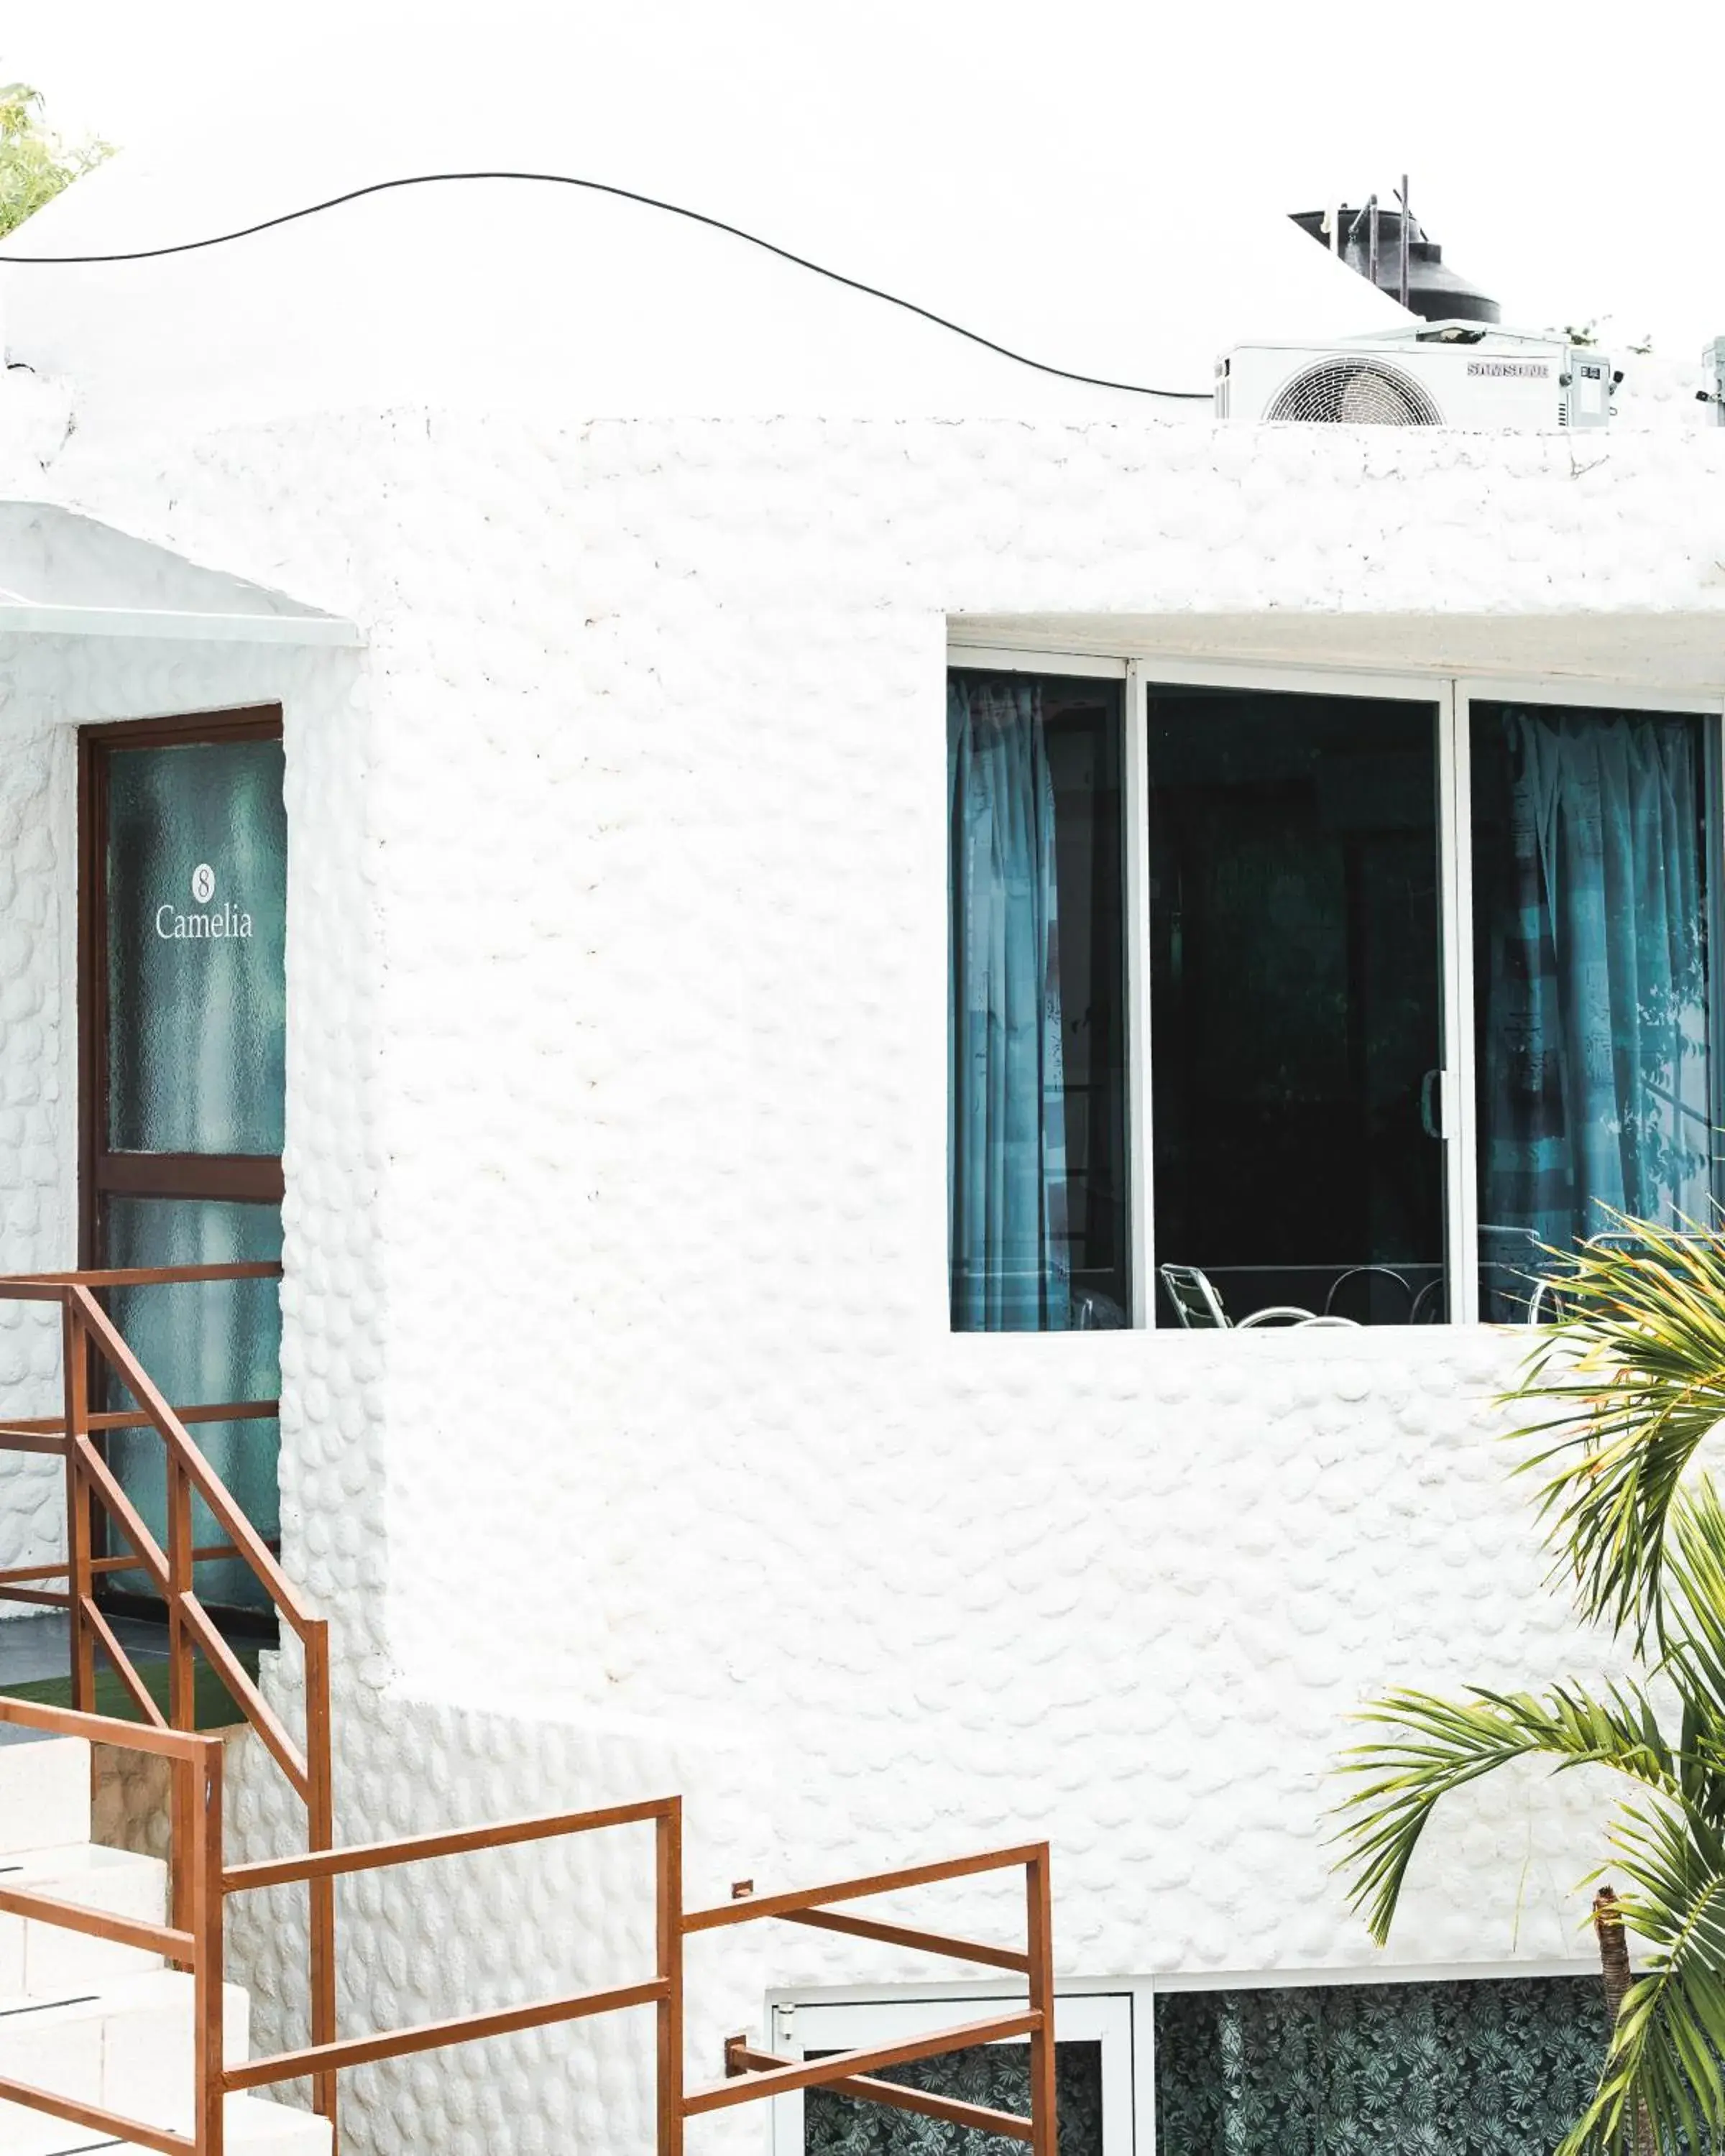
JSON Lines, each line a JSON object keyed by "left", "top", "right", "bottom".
{"left": 104, "top": 1199, "right": 282, "bottom": 1612}
{"left": 107, "top": 739, "right": 287, "bottom": 1154}
{"left": 948, "top": 674, "right": 1071, "bottom": 1331}
{"left": 100, "top": 733, "right": 286, "bottom": 1613}
{"left": 1474, "top": 706, "right": 1715, "bottom": 1316}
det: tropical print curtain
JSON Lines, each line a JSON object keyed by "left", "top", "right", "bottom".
{"left": 1478, "top": 706, "right": 1713, "bottom": 1309}
{"left": 1154, "top": 1976, "right": 1606, "bottom": 2156}
{"left": 948, "top": 674, "right": 1071, "bottom": 1331}
{"left": 806, "top": 2038, "right": 1103, "bottom": 2156}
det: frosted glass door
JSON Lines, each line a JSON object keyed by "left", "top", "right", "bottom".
{"left": 102, "top": 1200, "right": 282, "bottom": 1611}
{"left": 106, "top": 738, "right": 286, "bottom": 1154}
{"left": 84, "top": 718, "right": 285, "bottom": 1621}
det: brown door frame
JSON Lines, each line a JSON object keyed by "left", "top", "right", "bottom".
{"left": 78, "top": 706, "right": 285, "bottom": 1629}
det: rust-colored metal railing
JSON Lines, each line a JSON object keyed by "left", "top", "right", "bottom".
{"left": 0, "top": 1264, "right": 338, "bottom": 2140}
{"left": 0, "top": 1694, "right": 226, "bottom": 2155}
{"left": 218, "top": 1805, "right": 1057, "bottom": 2156}
{"left": 0, "top": 1268, "right": 1061, "bottom": 2156}
{"left": 0, "top": 1698, "right": 673, "bottom": 2156}
{"left": 682, "top": 1843, "right": 1057, "bottom": 2155}
{"left": 218, "top": 1795, "right": 681, "bottom": 2122}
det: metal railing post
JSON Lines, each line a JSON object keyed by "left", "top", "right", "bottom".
{"left": 1026, "top": 1846, "right": 1057, "bottom": 2156}
{"left": 656, "top": 1798, "right": 684, "bottom": 2156}
{"left": 60, "top": 1296, "right": 95, "bottom": 1713}
{"left": 2, "top": 1271, "right": 339, "bottom": 2152}
{"left": 303, "top": 1623, "right": 339, "bottom": 2139}
{"left": 167, "top": 1452, "right": 194, "bottom": 1945}
{"left": 192, "top": 1736, "right": 225, "bottom": 2156}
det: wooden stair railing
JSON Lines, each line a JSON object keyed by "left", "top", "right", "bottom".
{"left": 0, "top": 1268, "right": 1062, "bottom": 2156}
{"left": 0, "top": 1263, "right": 337, "bottom": 2142}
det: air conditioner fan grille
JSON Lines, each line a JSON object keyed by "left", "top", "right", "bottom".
{"left": 1265, "top": 356, "right": 1443, "bottom": 426}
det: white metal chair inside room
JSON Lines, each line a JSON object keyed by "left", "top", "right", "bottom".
{"left": 1322, "top": 1265, "right": 1414, "bottom": 1322}
{"left": 1519, "top": 1227, "right": 1723, "bottom": 1325}
{"left": 1159, "top": 1263, "right": 1361, "bottom": 1330}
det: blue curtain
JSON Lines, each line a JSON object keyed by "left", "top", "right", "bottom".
{"left": 948, "top": 676, "right": 1071, "bottom": 1331}
{"left": 1480, "top": 708, "right": 1713, "bottom": 1273}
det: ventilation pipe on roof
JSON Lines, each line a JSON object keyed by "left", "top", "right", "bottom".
{"left": 1703, "top": 338, "right": 1725, "bottom": 422}
{"left": 1290, "top": 198, "right": 1500, "bottom": 324}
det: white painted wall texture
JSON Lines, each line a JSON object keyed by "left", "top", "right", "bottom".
{"left": 4, "top": 405, "right": 1725, "bottom": 2153}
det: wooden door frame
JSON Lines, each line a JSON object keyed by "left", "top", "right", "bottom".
{"left": 77, "top": 706, "right": 285, "bottom": 1631}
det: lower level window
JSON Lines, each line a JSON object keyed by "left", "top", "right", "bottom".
{"left": 805, "top": 2038, "right": 1101, "bottom": 2156}
{"left": 778, "top": 1993, "right": 1131, "bottom": 2156}
{"left": 1154, "top": 1975, "right": 1605, "bottom": 2155}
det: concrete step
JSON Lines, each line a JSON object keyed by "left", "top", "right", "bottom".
{"left": 0, "top": 1745, "right": 90, "bottom": 1864}
{"left": 110, "top": 2093, "right": 333, "bottom": 2155}
{"left": 98, "top": 1971, "right": 250, "bottom": 2122}
{"left": 0, "top": 1972, "right": 248, "bottom": 2154}
{"left": 0, "top": 2095, "right": 332, "bottom": 2156}
{"left": 0, "top": 1844, "right": 170, "bottom": 1997}
{"left": 0, "top": 1737, "right": 328, "bottom": 2156}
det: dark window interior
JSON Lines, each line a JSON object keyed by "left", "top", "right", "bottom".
{"left": 1044, "top": 689, "right": 1129, "bottom": 1323}
{"left": 1147, "top": 686, "right": 1445, "bottom": 1327}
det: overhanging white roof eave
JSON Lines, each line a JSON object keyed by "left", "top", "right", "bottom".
{"left": 0, "top": 502, "right": 363, "bottom": 648}
{"left": 0, "top": 601, "right": 364, "bottom": 645}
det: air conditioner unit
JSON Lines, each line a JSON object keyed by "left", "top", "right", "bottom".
{"left": 1215, "top": 322, "right": 1614, "bottom": 430}
{"left": 1704, "top": 338, "right": 1725, "bottom": 424}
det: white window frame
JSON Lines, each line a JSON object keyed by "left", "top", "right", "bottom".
{"left": 947, "top": 640, "right": 1725, "bottom": 1327}
{"left": 763, "top": 1963, "right": 1609, "bottom": 2156}
{"left": 765, "top": 1984, "right": 1141, "bottom": 2156}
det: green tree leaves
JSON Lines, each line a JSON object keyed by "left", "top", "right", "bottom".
{"left": 1514, "top": 1218, "right": 1725, "bottom": 1646}
{"left": 1334, "top": 1225, "right": 1725, "bottom": 2152}
{"left": 0, "top": 83, "right": 111, "bottom": 242}
{"left": 1338, "top": 1685, "right": 1682, "bottom": 1948}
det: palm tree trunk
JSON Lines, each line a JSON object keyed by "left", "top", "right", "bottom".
{"left": 1593, "top": 1885, "right": 1654, "bottom": 2155}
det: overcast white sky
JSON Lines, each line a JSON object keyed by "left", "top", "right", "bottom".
{"left": 6, "top": 0, "right": 1720, "bottom": 362}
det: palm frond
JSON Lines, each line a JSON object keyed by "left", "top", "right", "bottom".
{"left": 1334, "top": 1681, "right": 1680, "bottom": 1945}
{"left": 1653, "top": 1482, "right": 1725, "bottom": 1830}
{"left": 1504, "top": 1216, "right": 1725, "bottom": 1646}
{"left": 1558, "top": 1794, "right": 1725, "bottom": 2155}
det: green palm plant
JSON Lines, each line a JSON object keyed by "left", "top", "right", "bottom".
{"left": 1335, "top": 1221, "right": 1725, "bottom": 2155}
{"left": 1518, "top": 1224, "right": 1725, "bottom": 1647}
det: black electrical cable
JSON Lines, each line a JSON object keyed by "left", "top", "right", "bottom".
{"left": 0, "top": 169, "right": 1214, "bottom": 401}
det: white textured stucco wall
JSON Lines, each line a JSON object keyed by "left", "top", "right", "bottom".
{"left": 0, "top": 631, "right": 380, "bottom": 1646}
{"left": 4, "top": 407, "right": 1725, "bottom": 2154}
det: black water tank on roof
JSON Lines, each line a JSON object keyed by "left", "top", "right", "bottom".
{"left": 1290, "top": 206, "right": 1501, "bottom": 324}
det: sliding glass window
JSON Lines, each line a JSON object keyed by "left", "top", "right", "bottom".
{"left": 947, "top": 670, "right": 1128, "bottom": 1331}
{"left": 1146, "top": 686, "right": 1445, "bottom": 1327}
{"left": 1471, "top": 702, "right": 1719, "bottom": 1319}
{"left": 945, "top": 661, "right": 1724, "bottom": 1332}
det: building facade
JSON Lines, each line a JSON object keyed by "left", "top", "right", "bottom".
{"left": 1, "top": 162, "right": 1723, "bottom": 2156}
